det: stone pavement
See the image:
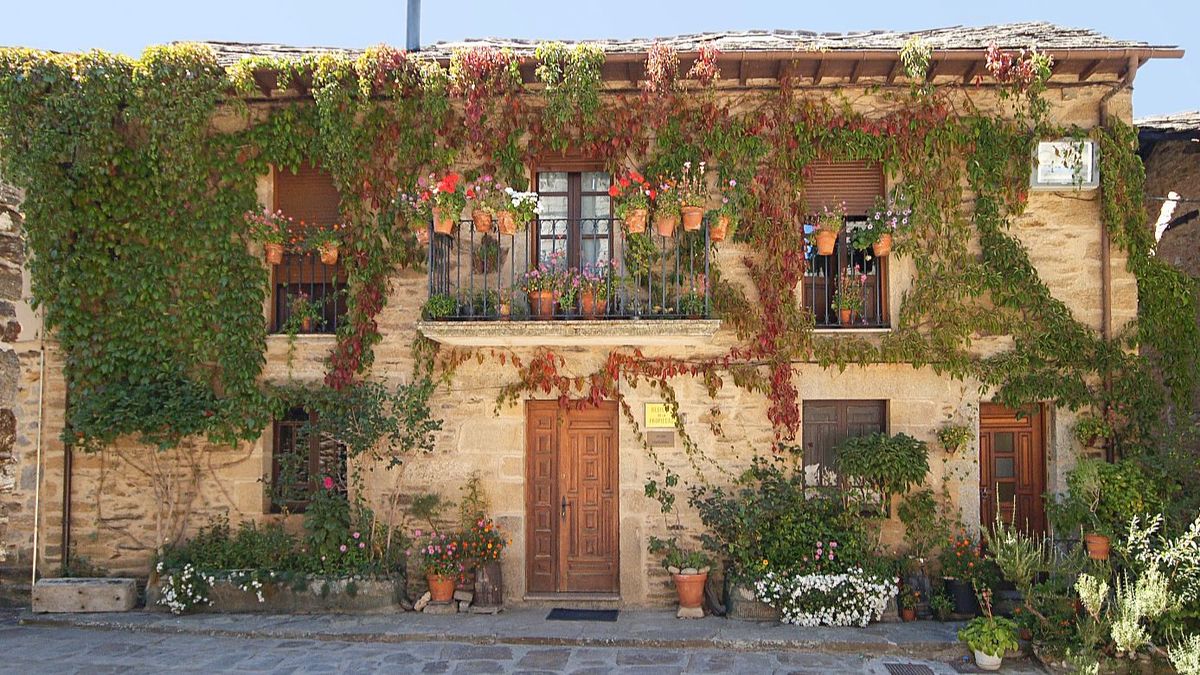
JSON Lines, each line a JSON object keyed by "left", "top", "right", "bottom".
{"left": 6, "top": 609, "right": 1047, "bottom": 673}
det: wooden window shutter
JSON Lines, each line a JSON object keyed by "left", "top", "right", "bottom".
{"left": 274, "top": 162, "right": 341, "bottom": 227}
{"left": 801, "top": 400, "right": 887, "bottom": 472}
{"left": 802, "top": 161, "right": 884, "bottom": 216}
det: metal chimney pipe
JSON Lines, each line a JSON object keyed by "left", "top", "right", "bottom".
{"left": 406, "top": 0, "right": 421, "bottom": 52}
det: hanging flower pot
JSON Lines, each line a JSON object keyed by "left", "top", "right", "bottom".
{"left": 263, "top": 243, "right": 284, "bottom": 265}
{"left": 472, "top": 210, "right": 494, "bottom": 234}
{"left": 432, "top": 208, "right": 456, "bottom": 236}
{"left": 681, "top": 205, "right": 704, "bottom": 231}
{"left": 319, "top": 242, "right": 339, "bottom": 265}
{"left": 528, "top": 290, "right": 557, "bottom": 320}
{"left": 814, "top": 230, "right": 838, "bottom": 256}
{"left": 1083, "top": 533, "right": 1111, "bottom": 560}
{"left": 624, "top": 208, "right": 648, "bottom": 234}
{"left": 654, "top": 212, "right": 679, "bottom": 238}
{"left": 426, "top": 574, "right": 456, "bottom": 603}
{"left": 497, "top": 210, "right": 518, "bottom": 236}
{"left": 580, "top": 292, "right": 607, "bottom": 319}
{"left": 873, "top": 232, "right": 893, "bottom": 257}
{"left": 710, "top": 216, "right": 730, "bottom": 243}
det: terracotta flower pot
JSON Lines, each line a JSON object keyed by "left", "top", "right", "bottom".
{"left": 432, "top": 208, "right": 456, "bottom": 235}
{"left": 673, "top": 572, "right": 707, "bottom": 610}
{"left": 1084, "top": 533, "right": 1111, "bottom": 560}
{"left": 472, "top": 210, "right": 494, "bottom": 233}
{"left": 839, "top": 308, "right": 854, "bottom": 325}
{"left": 426, "top": 574, "right": 456, "bottom": 603}
{"left": 497, "top": 211, "right": 518, "bottom": 235}
{"left": 580, "top": 292, "right": 607, "bottom": 319}
{"left": 710, "top": 216, "right": 729, "bottom": 243}
{"left": 872, "top": 232, "right": 893, "bottom": 257}
{"left": 415, "top": 228, "right": 430, "bottom": 246}
{"left": 901, "top": 607, "right": 916, "bottom": 622}
{"left": 264, "top": 243, "right": 284, "bottom": 265}
{"left": 300, "top": 316, "right": 313, "bottom": 333}
{"left": 528, "top": 290, "right": 557, "bottom": 320}
{"left": 681, "top": 205, "right": 704, "bottom": 231}
{"left": 654, "top": 212, "right": 679, "bottom": 238}
{"left": 319, "top": 242, "right": 338, "bottom": 265}
{"left": 814, "top": 230, "right": 837, "bottom": 256}
{"left": 623, "top": 208, "right": 648, "bottom": 234}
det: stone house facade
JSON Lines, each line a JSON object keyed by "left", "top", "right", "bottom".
{"left": 0, "top": 23, "right": 1183, "bottom": 606}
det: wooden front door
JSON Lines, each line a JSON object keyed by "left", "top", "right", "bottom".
{"left": 526, "top": 400, "right": 619, "bottom": 594}
{"left": 979, "top": 403, "right": 1047, "bottom": 534}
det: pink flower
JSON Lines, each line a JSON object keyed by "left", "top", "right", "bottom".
{"left": 828, "top": 553, "right": 834, "bottom": 560}
{"left": 414, "top": 529, "right": 422, "bottom": 537}
{"left": 830, "top": 542, "right": 837, "bottom": 548}
{"left": 358, "top": 542, "right": 366, "bottom": 549}
{"left": 322, "top": 476, "right": 334, "bottom": 490}
{"left": 352, "top": 532, "right": 361, "bottom": 539}
{"left": 339, "top": 544, "right": 347, "bottom": 553}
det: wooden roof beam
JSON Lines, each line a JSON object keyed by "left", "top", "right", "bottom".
{"left": 737, "top": 53, "right": 747, "bottom": 86}
{"left": 925, "top": 58, "right": 940, "bottom": 82}
{"left": 1077, "top": 59, "right": 1102, "bottom": 81}
{"left": 848, "top": 59, "right": 862, "bottom": 84}
{"left": 886, "top": 59, "right": 902, "bottom": 84}
{"left": 813, "top": 59, "right": 827, "bottom": 85}
{"left": 962, "top": 60, "right": 980, "bottom": 84}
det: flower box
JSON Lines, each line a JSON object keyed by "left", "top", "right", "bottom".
{"left": 147, "top": 574, "right": 405, "bottom": 614}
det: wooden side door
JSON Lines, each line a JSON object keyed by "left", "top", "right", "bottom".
{"left": 525, "top": 400, "right": 619, "bottom": 595}
{"left": 979, "top": 403, "right": 1046, "bottom": 534}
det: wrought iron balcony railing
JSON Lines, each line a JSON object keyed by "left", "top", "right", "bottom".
{"left": 425, "top": 217, "right": 712, "bottom": 321}
{"left": 802, "top": 226, "right": 889, "bottom": 329}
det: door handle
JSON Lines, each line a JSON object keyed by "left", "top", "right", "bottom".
{"left": 561, "top": 496, "right": 568, "bottom": 519}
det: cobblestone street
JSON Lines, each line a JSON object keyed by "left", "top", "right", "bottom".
{"left": 0, "top": 610, "right": 1046, "bottom": 674}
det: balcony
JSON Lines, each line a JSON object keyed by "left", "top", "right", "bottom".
{"left": 419, "top": 216, "right": 720, "bottom": 347}
{"left": 802, "top": 225, "right": 889, "bottom": 329}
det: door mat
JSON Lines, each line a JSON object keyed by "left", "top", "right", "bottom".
{"left": 884, "top": 664, "right": 936, "bottom": 675}
{"left": 546, "top": 608, "right": 619, "bottom": 622}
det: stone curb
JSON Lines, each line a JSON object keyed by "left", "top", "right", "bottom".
{"left": 19, "top": 612, "right": 971, "bottom": 659}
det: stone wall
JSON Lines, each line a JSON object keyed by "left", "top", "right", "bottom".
{"left": 5, "top": 81, "right": 1139, "bottom": 607}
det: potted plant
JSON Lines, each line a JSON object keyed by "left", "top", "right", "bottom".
{"left": 709, "top": 177, "right": 741, "bottom": 243}
{"left": 461, "top": 517, "right": 506, "bottom": 606}
{"left": 422, "top": 294, "right": 458, "bottom": 320}
{"left": 465, "top": 175, "right": 498, "bottom": 233}
{"left": 651, "top": 180, "right": 681, "bottom": 238}
{"left": 283, "top": 292, "right": 324, "bottom": 333}
{"left": 245, "top": 209, "right": 292, "bottom": 265}
{"left": 678, "top": 160, "right": 708, "bottom": 231}
{"left": 1045, "top": 459, "right": 1160, "bottom": 561}
{"left": 306, "top": 225, "right": 343, "bottom": 265}
{"left": 853, "top": 192, "right": 911, "bottom": 257}
{"left": 958, "top": 589, "right": 1019, "bottom": 671}
{"left": 678, "top": 291, "right": 706, "bottom": 319}
{"left": 499, "top": 187, "right": 540, "bottom": 236}
{"left": 833, "top": 266, "right": 867, "bottom": 325}
{"left": 519, "top": 252, "right": 565, "bottom": 320}
{"left": 578, "top": 262, "right": 615, "bottom": 319}
{"left": 812, "top": 201, "right": 845, "bottom": 256}
{"left": 899, "top": 586, "right": 919, "bottom": 621}
{"left": 939, "top": 534, "right": 983, "bottom": 615}
{"left": 936, "top": 423, "right": 974, "bottom": 454}
{"left": 610, "top": 170, "right": 651, "bottom": 234}
{"left": 648, "top": 536, "right": 711, "bottom": 617}
{"left": 930, "top": 592, "right": 953, "bottom": 622}
{"left": 420, "top": 172, "right": 466, "bottom": 236}
{"left": 397, "top": 187, "right": 432, "bottom": 245}
{"left": 412, "top": 530, "right": 463, "bottom": 603}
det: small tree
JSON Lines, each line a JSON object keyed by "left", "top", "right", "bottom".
{"left": 837, "top": 433, "right": 930, "bottom": 516}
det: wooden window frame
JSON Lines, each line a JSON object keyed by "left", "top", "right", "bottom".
{"left": 269, "top": 407, "right": 345, "bottom": 514}
{"left": 532, "top": 162, "right": 612, "bottom": 270}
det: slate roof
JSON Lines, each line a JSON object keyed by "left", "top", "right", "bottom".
{"left": 200, "top": 21, "right": 1177, "bottom": 66}
{"left": 1137, "top": 111, "right": 1200, "bottom": 134}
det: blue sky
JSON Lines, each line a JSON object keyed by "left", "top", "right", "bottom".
{"left": 1, "top": 0, "right": 1196, "bottom": 117}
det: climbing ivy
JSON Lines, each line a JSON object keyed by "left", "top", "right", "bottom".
{"left": 0, "top": 41, "right": 1193, "bottom": 464}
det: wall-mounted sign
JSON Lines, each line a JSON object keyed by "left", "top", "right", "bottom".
{"left": 1031, "top": 139, "right": 1098, "bottom": 190}
{"left": 646, "top": 430, "right": 675, "bottom": 447}
{"left": 644, "top": 403, "right": 677, "bottom": 429}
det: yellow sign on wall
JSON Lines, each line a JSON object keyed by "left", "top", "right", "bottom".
{"left": 644, "top": 403, "right": 677, "bottom": 429}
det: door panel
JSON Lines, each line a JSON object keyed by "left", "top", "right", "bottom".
{"left": 979, "top": 403, "right": 1046, "bottom": 534}
{"left": 525, "top": 401, "right": 619, "bottom": 595}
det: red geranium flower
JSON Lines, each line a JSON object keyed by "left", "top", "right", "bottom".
{"left": 607, "top": 185, "right": 620, "bottom": 197}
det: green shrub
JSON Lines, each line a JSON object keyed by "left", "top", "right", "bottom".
{"left": 836, "top": 433, "right": 929, "bottom": 514}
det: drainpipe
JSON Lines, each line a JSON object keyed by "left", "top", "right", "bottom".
{"left": 61, "top": 390, "right": 72, "bottom": 572}
{"left": 29, "top": 336, "right": 44, "bottom": 588}
{"left": 406, "top": 0, "right": 421, "bottom": 52}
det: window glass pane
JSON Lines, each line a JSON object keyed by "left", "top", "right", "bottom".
{"left": 539, "top": 195, "right": 568, "bottom": 222}
{"left": 993, "top": 432, "right": 1014, "bottom": 454}
{"left": 995, "top": 457, "right": 1015, "bottom": 479}
{"left": 997, "top": 482, "right": 1016, "bottom": 503}
{"left": 581, "top": 240, "right": 611, "bottom": 266}
{"left": 581, "top": 195, "right": 611, "bottom": 220}
{"left": 538, "top": 172, "right": 568, "bottom": 192}
{"left": 582, "top": 172, "right": 611, "bottom": 192}
{"left": 538, "top": 238, "right": 568, "bottom": 266}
